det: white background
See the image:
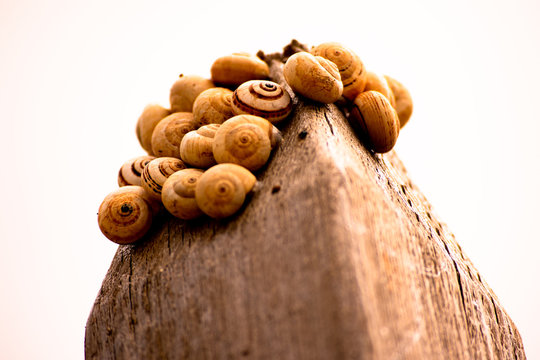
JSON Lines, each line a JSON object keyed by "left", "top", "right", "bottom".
{"left": 1, "top": 0, "right": 538, "bottom": 358}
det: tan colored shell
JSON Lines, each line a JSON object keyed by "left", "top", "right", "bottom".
{"left": 211, "top": 53, "right": 270, "bottom": 87}
{"left": 118, "top": 155, "right": 156, "bottom": 187}
{"left": 192, "top": 87, "right": 235, "bottom": 127}
{"left": 384, "top": 75, "right": 413, "bottom": 129}
{"left": 283, "top": 52, "right": 343, "bottom": 103}
{"left": 349, "top": 91, "right": 400, "bottom": 153}
{"left": 195, "top": 163, "right": 256, "bottom": 219}
{"left": 364, "top": 71, "right": 396, "bottom": 108}
{"left": 141, "top": 157, "right": 187, "bottom": 200}
{"left": 97, "top": 186, "right": 158, "bottom": 245}
{"left": 161, "top": 168, "right": 205, "bottom": 220}
{"left": 311, "top": 42, "right": 367, "bottom": 100}
{"left": 151, "top": 112, "right": 195, "bottom": 158}
{"left": 169, "top": 74, "right": 214, "bottom": 113}
{"left": 232, "top": 80, "right": 292, "bottom": 124}
{"left": 180, "top": 124, "right": 220, "bottom": 169}
{"left": 135, "top": 104, "right": 171, "bottom": 155}
{"left": 212, "top": 115, "right": 281, "bottom": 171}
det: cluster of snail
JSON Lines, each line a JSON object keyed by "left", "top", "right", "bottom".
{"left": 97, "top": 42, "right": 413, "bottom": 245}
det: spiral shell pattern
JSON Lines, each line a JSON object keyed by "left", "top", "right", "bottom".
{"left": 162, "top": 168, "right": 204, "bottom": 220}
{"left": 180, "top": 124, "right": 220, "bottom": 169}
{"left": 118, "top": 155, "right": 156, "bottom": 187}
{"left": 151, "top": 112, "right": 195, "bottom": 158}
{"left": 311, "top": 42, "right": 366, "bottom": 100}
{"left": 98, "top": 186, "right": 155, "bottom": 245}
{"left": 232, "top": 80, "right": 292, "bottom": 124}
{"left": 193, "top": 88, "right": 235, "bottom": 128}
{"left": 141, "top": 157, "right": 186, "bottom": 200}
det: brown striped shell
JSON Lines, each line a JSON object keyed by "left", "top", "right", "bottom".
{"left": 384, "top": 75, "right": 413, "bottom": 129}
{"left": 151, "top": 112, "right": 195, "bottom": 158}
{"left": 195, "top": 163, "right": 257, "bottom": 219}
{"left": 211, "top": 53, "right": 269, "bottom": 87}
{"left": 180, "top": 124, "right": 220, "bottom": 169}
{"left": 192, "top": 87, "right": 235, "bottom": 127}
{"left": 97, "top": 186, "right": 159, "bottom": 245}
{"left": 311, "top": 42, "right": 367, "bottom": 100}
{"left": 232, "top": 80, "right": 292, "bottom": 124}
{"left": 162, "top": 168, "right": 205, "bottom": 220}
{"left": 349, "top": 91, "right": 400, "bottom": 153}
{"left": 135, "top": 104, "right": 171, "bottom": 156}
{"left": 141, "top": 157, "right": 187, "bottom": 200}
{"left": 169, "top": 74, "right": 214, "bottom": 113}
{"left": 118, "top": 155, "right": 156, "bottom": 187}
{"left": 364, "top": 71, "right": 396, "bottom": 108}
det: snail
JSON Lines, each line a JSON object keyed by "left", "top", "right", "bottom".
{"left": 151, "top": 112, "right": 196, "bottom": 158}
{"left": 162, "top": 168, "right": 205, "bottom": 220}
{"left": 212, "top": 115, "right": 282, "bottom": 171}
{"left": 141, "top": 157, "right": 187, "bottom": 200}
{"left": 311, "top": 42, "right": 367, "bottom": 100}
{"left": 98, "top": 186, "right": 160, "bottom": 245}
{"left": 192, "top": 87, "right": 235, "bottom": 128}
{"left": 349, "top": 91, "right": 400, "bottom": 153}
{"left": 384, "top": 75, "right": 413, "bottom": 129}
{"left": 283, "top": 52, "right": 343, "bottom": 103}
{"left": 118, "top": 155, "right": 156, "bottom": 187}
{"left": 195, "top": 163, "right": 257, "bottom": 219}
{"left": 363, "top": 71, "right": 396, "bottom": 108}
{"left": 135, "top": 104, "right": 171, "bottom": 156}
{"left": 170, "top": 74, "right": 214, "bottom": 113}
{"left": 211, "top": 53, "right": 270, "bottom": 87}
{"left": 232, "top": 80, "right": 292, "bottom": 124}
{"left": 180, "top": 124, "right": 220, "bottom": 169}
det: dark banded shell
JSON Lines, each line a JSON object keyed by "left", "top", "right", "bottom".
{"left": 232, "top": 80, "right": 292, "bottom": 124}
{"left": 141, "top": 157, "right": 186, "bottom": 200}
{"left": 118, "top": 155, "right": 156, "bottom": 187}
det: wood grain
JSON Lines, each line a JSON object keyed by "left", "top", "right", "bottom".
{"left": 86, "top": 42, "right": 525, "bottom": 360}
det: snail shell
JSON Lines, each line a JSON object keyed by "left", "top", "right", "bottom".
{"left": 141, "top": 157, "right": 187, "bottom": 200}
{"left": 232, "top": 80, "right": 292, "bottom": 124}
{"left": 151, "top": 112, "right": 195, "bottom": 158}
{"left": 180, "top": 124, "right": 220, "bottom": 169}
{"left": 212, "top": 115, "right": 281, "bottom": 171}
{"left": 98, "top": 186, "right": 158, "bottom": 245}
{"left": 195, "top": 163, "right": 256, "bottom": 218}
{"left": 384, "top": 75, "right": 413, "bottom": 129}
{"left": 349, "top": 91, "right": 400, "bottom": 153}
{"left": 192, "top": 87, "right": 235, "bottom": 127}
{"left": 135, "top": 104, "right": 171, "bottom": 156}
{"left": 118, "top": 155, "right": 156, "bottom": 187}
{"left": 364, "top": 71, "right": 396, "bottom": 108}
{"left": 170, "top": 74, "right": 214, "bottom": 113}
{"left": 211, "top": 53, "right": 270, "bottom": 87}
{"left": 311, "top": 42, "right": 367, "bottom": 100}
{"left": 283, "top": 52, "right": 343, "bottom": 103}
{"left": 162, "top": 168, "right": 205, "bottom": 220}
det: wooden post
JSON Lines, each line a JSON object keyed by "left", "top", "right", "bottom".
{"left": 85, "top": 41, "right": 526, "bottom": 360}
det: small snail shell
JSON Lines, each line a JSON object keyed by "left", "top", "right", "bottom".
{"left": 384, "top": 75, "right": 413, "bottom": 129}
{"left": 195, "top": 163, "right": 256, "bottom": 219}
{"left": 212, "top": 115, "right": 281, "bottom": 171}
{"left": 311, "top": 42, "right": 367, "bottom": 100}
{"left": 135, "top": 104, "right": 171, "bottom": 156}
{"left": 211, "top": 53, "right": 270, "bottom": 87}
{"left": 232, "top": 80, "right": 292, "bottom": 124}
{"left": 141, "top": 157, "right": 187, "bottom": 200}
{"left": 349, "top": 91, "right": 400, "bottom": 153}
{"left": 151, "top": 112, "right": 195, "bottom": 158}
{"left": 118, "top": 155, "right": 156, "bottom": 187}
{"left": 170, "top": 74, "right": 214, "bottom": 113}
{"left": 162, "top": 168, "right": 205, "bottom": 220}
{"left": 98, "top": 186, "right": 158, "bottom": 245}
{"left": 283, "top": 52, "right": 343, "bottom": 103}
{"left": 364, "top": 71, "right": 396, "bottom": 108}
{"left": 192, "top": 87, "right": 235, "bottom": 127}
{"left": 180, "top": 124, "right": 220, "bottom": 169}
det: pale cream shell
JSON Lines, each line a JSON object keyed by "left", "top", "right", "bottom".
{"left": 162, "top": 168, "right": 205, "bottom": 220}
{"left": 151, "top": 112, "right": 195, "bottom": 158}
{"left": 232, "top": 80, "right": 292, "bottom": 124}
{"left": 192, "top": 87, "right": 235, "bottom": 127}
{"left": 169, "top": 74, "right": 214, "bottom": 113}
{"left": 180, "top": 124, "right": 220, "bottom": 169}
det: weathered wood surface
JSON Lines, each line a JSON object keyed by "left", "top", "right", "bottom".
{"left": 86, "top": 44, "right": 526, "bottom": 360}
